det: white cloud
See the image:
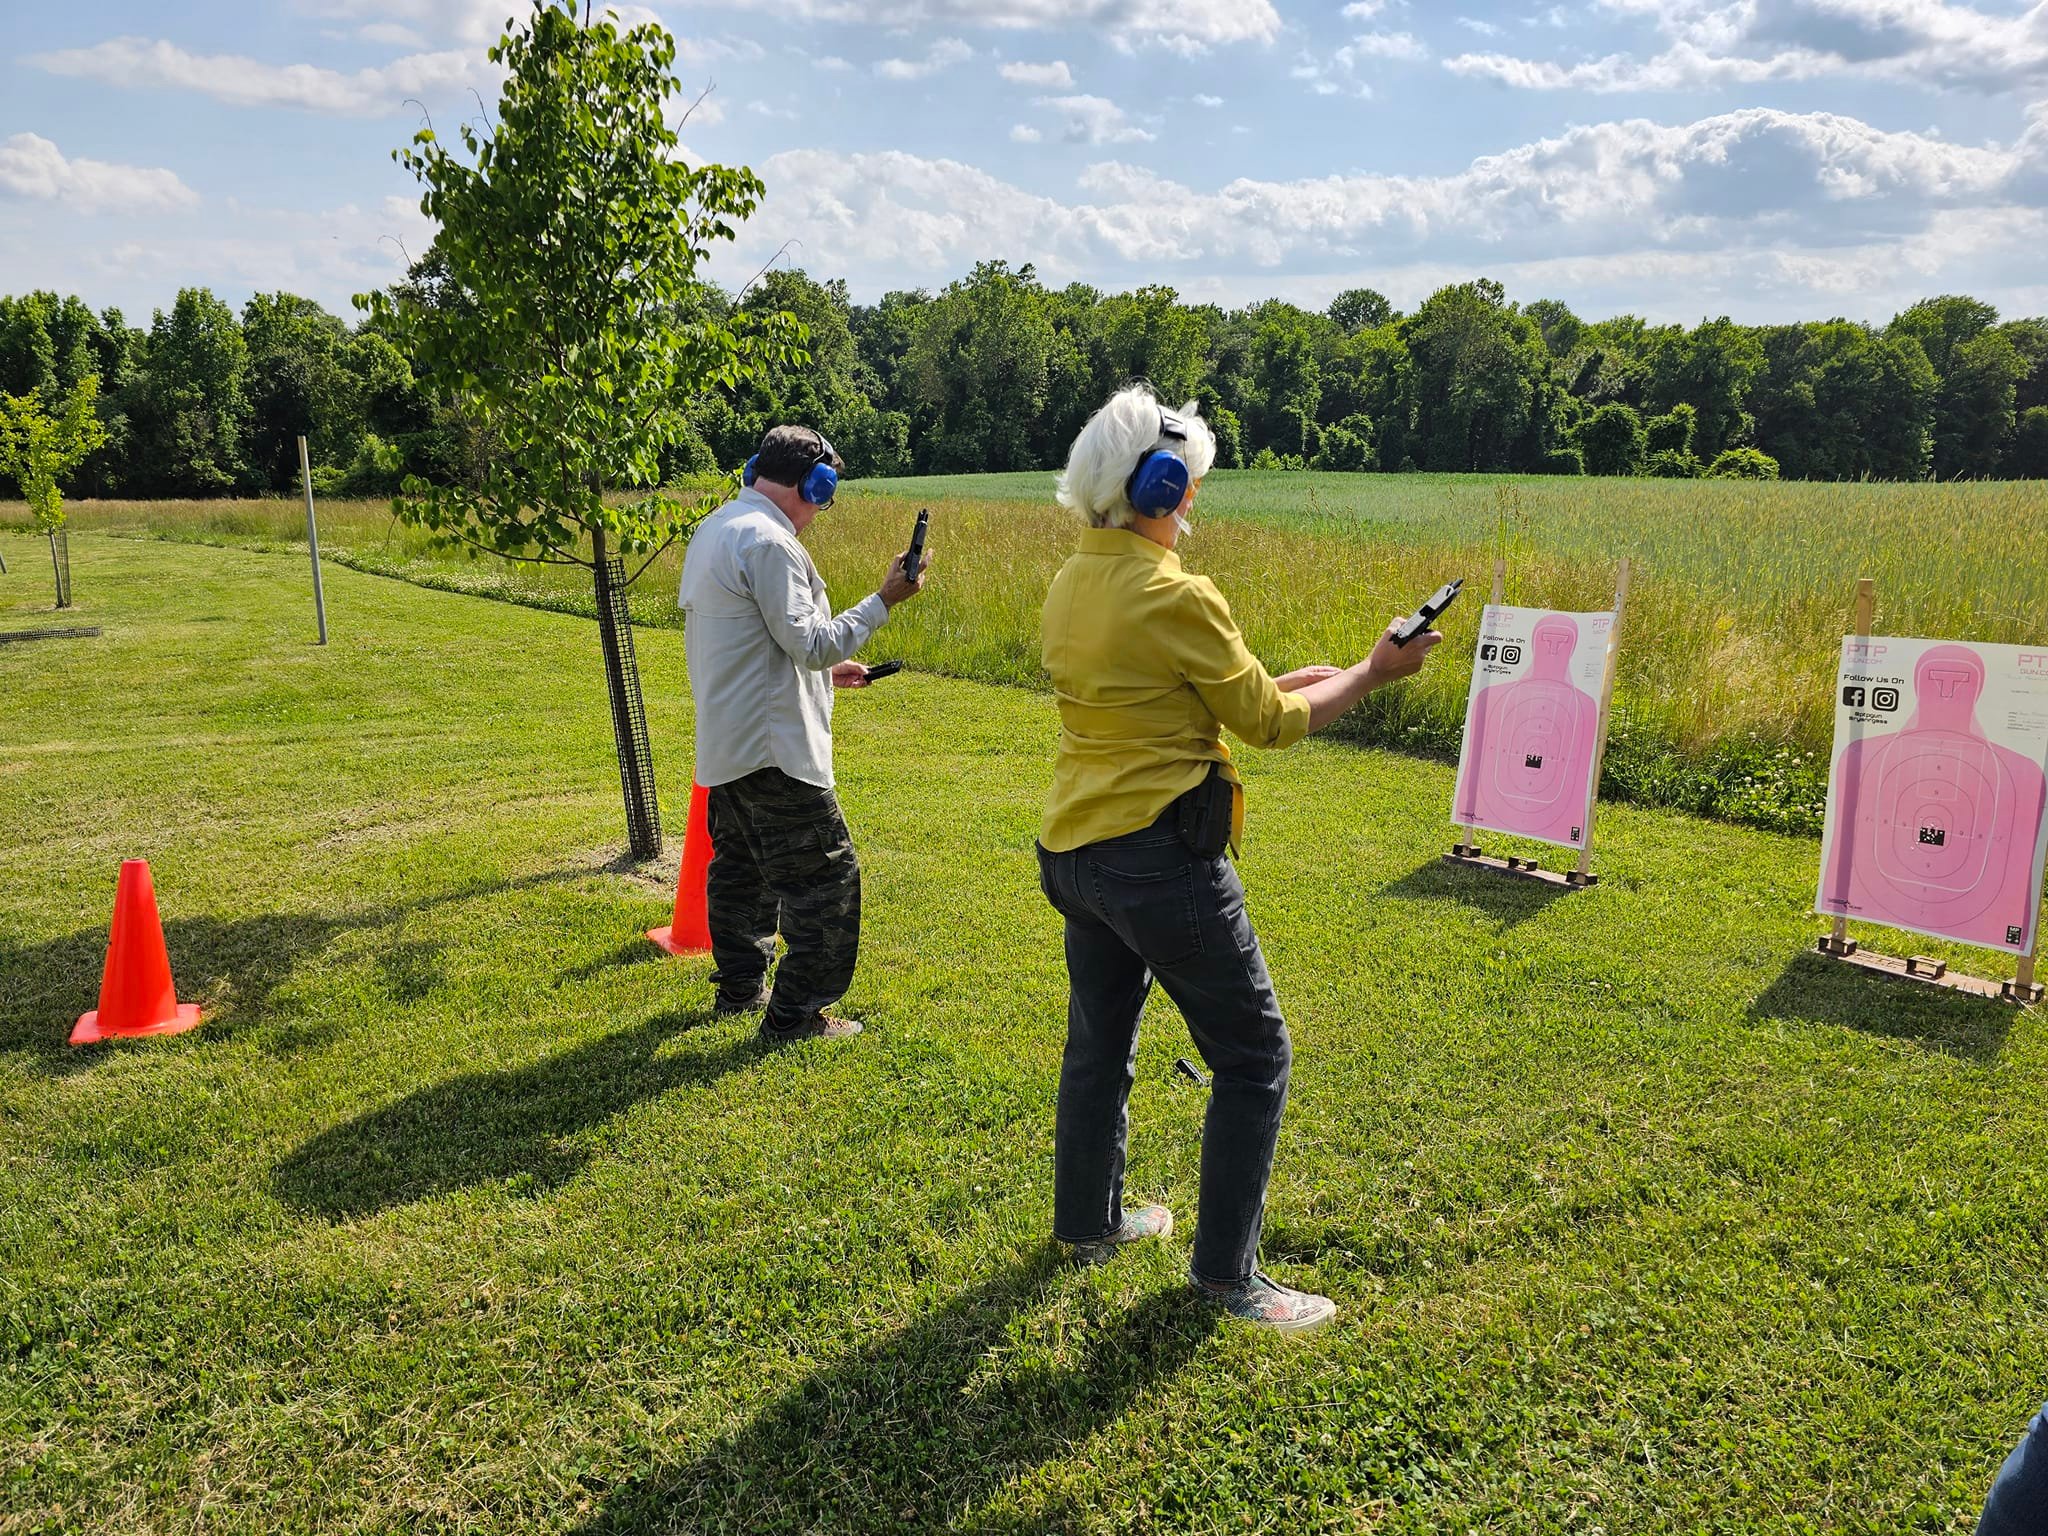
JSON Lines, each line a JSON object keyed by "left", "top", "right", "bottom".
{"left": 592, "top": 4, "right": 667, "bottom": 30}
{"left": 358, "top": 21, "right": 429, "bottom": 46}
{"left": 1294, "top": 28, "right": 1429, "bottom": 94}
{"left": 1345, "top": 30, "right": 1429, "bottom": 60}
{"left": 700, "top": 0, "right": 1281, "bottom": 54}
{"left": 668, "top": 91, "right": 727, "bottom": 128}
{"left": 0, "top": 132, "right": 200, "bottom": 214}
{"left": 1455, "top": 0, "right": 2048, "bottom": 94}
{"left": 32, "top": 36, "right": 485, "bottom": 116}
{"left": 816, "top": 54, "right": 853, "bottom": 69}
{"left": 876, "top": 37, "right": 973, "bottom": 79}
{"left": 675, "top": 33, "right": 768, "bottom": 65}
{"left": 1169, "top": 205, "right": 2048, "bottom": 324}
{"left": 1341, "top": 0, "right": 1392, "bottom": 15}
{"left": 1457, "top": 16, "right": 1503, "bottom": 36}
{"left": 714, "top": 106, "right": 2043, "bottom": 309}
{"left": 999, "top": 59, "right": 1075, "bottom": 87}
{"left": 1292, "top": 59, "right": 1345, "bottom": 96}
{"left": 0, "top": 192, "right": 438, "bottom": 319}
{"left": 1033, "top": 93, "right": 1156, "bottom": 144}
{"left": 1011, "top": 123, "right": 1043, "bottom": 141}
{"left": 304, "top": 0, "right": 530, "bottom": 46}
{"left": 1194, "top": 93, "right": 1224, "bottom": 106}
{"left": 1447, "top": 39, "right": 1837, "bottom": 91}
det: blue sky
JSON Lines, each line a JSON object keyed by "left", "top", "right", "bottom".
{"left": 5, "top": 0, "right": 2047, "bottom": 326}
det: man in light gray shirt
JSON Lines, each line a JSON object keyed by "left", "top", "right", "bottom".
{"left": 677, "top": 425, "right": 928, "bottom": 1043}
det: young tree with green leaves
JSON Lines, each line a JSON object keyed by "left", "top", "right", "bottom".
{"left": 905, "top": 261, "right": 1054, "bottom": 472}
{"left": 137, "top": 288, "right": 255, "bottom": 497}
{"left": 358, "top": 2, "right": 802, "bottom": 860}
{"left": 1327, "top": 287, "right": 1394, "bottom": 336}
{"left": 0, "top": 375, "right": 108, "bottom": 609}
{"left": 1576, "top": 401, "right": 1647, "bottom": 477}
{"left": 1400, "top": 281, "right": 1547, "bottom": 471}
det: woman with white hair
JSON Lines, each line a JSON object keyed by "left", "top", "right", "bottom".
{"left": 1036, "top": 384, "right": 1443, "bottom": 1333}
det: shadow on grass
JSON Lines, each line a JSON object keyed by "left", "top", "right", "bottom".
{"left": 0, "top": 910, "right": 381, "bottom": 1079}
{"left": 570, "top": 1250, "right": 1218, "bottom": 1535}
{"left": 274, "top": 1008, "right": 750, "bottom": 1218}
{"left": 0, "top": 869, "right": 587, "bottom": 1078}
{"left": 560, "top": 935, "right": 672, "bottom": 984}
{"left": 1379, "top": 855, "right": 1575, "bottom": 927}
{"left": 1746, "top": 950, "right": 2014, "bottom": 1063}
{"left": 1260, "top": 1219, "right": 1426, "bottom": 1282}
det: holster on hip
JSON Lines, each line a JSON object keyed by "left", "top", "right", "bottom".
{"left": 1174, "top": 763, "right": 1235, "bottom": 860}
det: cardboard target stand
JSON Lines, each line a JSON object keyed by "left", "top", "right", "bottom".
{"left": 1444, "top": 557, "right": 1630, "bottom": 888}
{"left": 1814, "top": 579, "right": 2048, "bottom": 1006}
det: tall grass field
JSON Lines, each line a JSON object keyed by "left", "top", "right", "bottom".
{"left": 33, "top": 469, "right": 2048, "bottom": 835}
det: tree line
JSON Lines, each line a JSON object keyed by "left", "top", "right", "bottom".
{"left": 6, "top": 268, "right": 2048, "bottom": 498}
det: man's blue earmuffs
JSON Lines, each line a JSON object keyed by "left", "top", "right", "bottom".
{"left": 744, "top": 430, "right": 840, "bottom": 506}
{"left": 1126, "top": 408, "right": 1191, "bottom": 518}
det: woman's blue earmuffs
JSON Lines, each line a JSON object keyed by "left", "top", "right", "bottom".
{"left": 1126, "top": 408, "right": 1191, "bottom": 518}
{"left": 744, "top": 430, "right": 840, "bottom": 506}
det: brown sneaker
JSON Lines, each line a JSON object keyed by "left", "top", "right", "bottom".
{"left": 759, "top": 1012, "right": 863, "bottom": 1044}
{"left": 714, "top": 987, "right": 771, "bottom": 1018}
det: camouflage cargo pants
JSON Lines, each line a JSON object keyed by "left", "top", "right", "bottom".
{"left": 705, "top": 767, "right": 862, "bottom": 1031}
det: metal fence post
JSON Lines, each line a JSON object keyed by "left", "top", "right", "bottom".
{"left": 298, "top": 435, "right": 328, "bottom": 645}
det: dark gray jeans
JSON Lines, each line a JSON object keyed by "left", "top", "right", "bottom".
{"left": 1037, "top": 808, "right": 1292, "bottom": 1285}
{"left": 1978, "top": 1401, "right": 2048, "bottom": 1534}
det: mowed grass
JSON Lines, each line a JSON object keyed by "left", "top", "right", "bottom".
{"left": 43, "top": 468, "right": 2048, "bottom": 836}
{"left": 4, "top": 535, "right": 2047, "bottom": 1533}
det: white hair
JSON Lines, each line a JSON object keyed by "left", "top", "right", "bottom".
{"left": 1056, "top": 384, "right": 1217, "bottom": 529}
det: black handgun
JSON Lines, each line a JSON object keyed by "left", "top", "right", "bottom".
{"left": 1393, "top": 577, "right": 1463, "bottom": 647}
{"left": 903, "top": 508, "right": 929, "bottom": 582}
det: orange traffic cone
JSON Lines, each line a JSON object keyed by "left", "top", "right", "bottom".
{"left": 647, "top": 783, "right": 714, "bottom": 955}
{"left": 71, "top": 860, "right": 204, "bottom": 1045}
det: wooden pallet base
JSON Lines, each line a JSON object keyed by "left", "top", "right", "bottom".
{"left": 1813, "top": 935, "right": 2039, "bottom": 1005}
{"left": 1444, "top": 846, "right": 1598, "bottom": 888}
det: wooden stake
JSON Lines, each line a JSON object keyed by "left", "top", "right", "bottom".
{"left": 1572, "top": 557, "right": 1631, "bottom": 884}
{"left": 1827, "top": 577, "right": 1876, "bottom": 952}
{"left": 2011, "top": 890, "right": 2043, "bottom": 1004}
{"left": 1452, "top": 556, "right": 1509, "bottom": 858}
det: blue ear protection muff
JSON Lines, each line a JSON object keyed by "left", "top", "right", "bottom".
{"left": 743, "top": 431, "right": 839, "bottom": 506}
{"left": 800, "top": 431, "right": 840, "bottom": 506}
{"left": 1126, "top": 408, "right": 1191, "bottom": 518}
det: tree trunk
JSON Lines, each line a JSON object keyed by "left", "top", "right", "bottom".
{"left": 591, "top": 526, "right": 664, "bottom": 862}
{"left": 49, "top": 531, "right": 72, "bottom": 610}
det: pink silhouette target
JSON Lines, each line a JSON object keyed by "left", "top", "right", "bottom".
{"left": 1819, "top": 641, "right": 2048, "bottom": 952}
{"left": 1452, "top": 609, "right": 1610, "bottom": 850}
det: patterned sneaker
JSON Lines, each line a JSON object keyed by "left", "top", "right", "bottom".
{"left": 1064, "top": 1205, "right": 1175, "bottom": 1266}
{"left": 1191, "top": 1270, "right": 1337, "bottom": 1334}
{"left": 759, "top": 1012, "right": 863, "bottom": 1044}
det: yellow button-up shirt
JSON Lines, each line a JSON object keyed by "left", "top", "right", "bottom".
{"left": 1040, "top": 527, "right": 1311, "bottom": 852}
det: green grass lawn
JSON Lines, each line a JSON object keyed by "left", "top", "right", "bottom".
{"left": 3, "top": 535, "right": 2045, "bottom": 1533}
